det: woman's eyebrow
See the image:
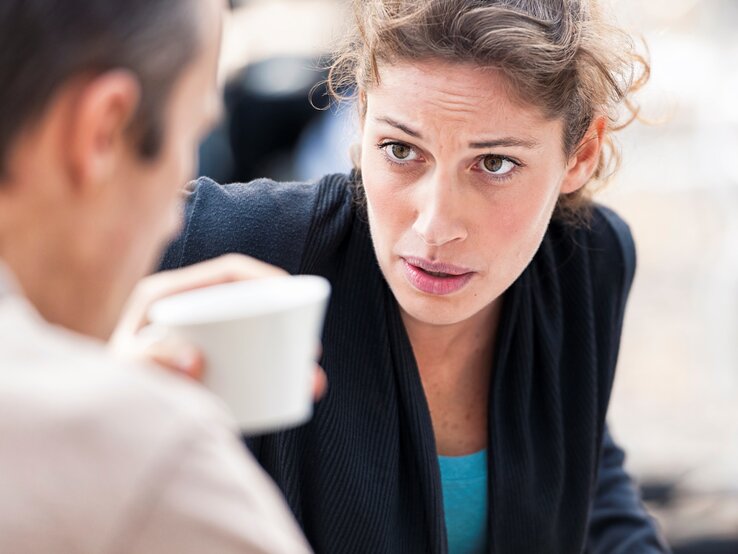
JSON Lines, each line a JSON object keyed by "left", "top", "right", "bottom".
{"left": 374, "top": 116, "right": 423, "bottom": 139}
{"left": 374, "top": 116, "right": 538, "bottom": 149}
{"left": 469, "top": 137, "right": 539, "bottom": 149}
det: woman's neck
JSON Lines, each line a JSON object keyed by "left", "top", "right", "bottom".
{"left": 401, "top": 298, "right": 502, "bottom": 378}
{"left": 401, "top": 298, "right": 503, "bottom": 456}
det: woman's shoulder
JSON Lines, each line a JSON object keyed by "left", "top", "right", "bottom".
{"left": 185, "top": 172, "right": 354, "bottom": 208}
{"left": 586, "top": 204, "right": 637, "bottom": 294}
{"left": 539, "top": 204, "right": 636, "bottom": 310}
{"left": 547, "top": 204, "right": 637, "bottom": 304}
{"left": 589, "top": 203, "right": 635, "bottom": 255}
{"left": 161, "top": 173, "right": 356, "bottom": 274}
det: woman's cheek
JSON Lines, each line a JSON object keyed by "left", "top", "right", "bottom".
{"left": 366, "top": 185, "right": 401, "bottom": 246}
{"left": 506, "top": 187, "right": 560, "bottom": 266}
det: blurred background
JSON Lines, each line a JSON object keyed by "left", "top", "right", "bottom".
{"left": 206, "top": 1, "right": 738, "bottom": 551}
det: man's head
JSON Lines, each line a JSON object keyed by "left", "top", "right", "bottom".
{"left": 0, "top": 0, "right": 223, "bottom": 338}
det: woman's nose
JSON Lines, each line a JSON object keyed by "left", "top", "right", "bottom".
{"left": 411, "top": 175, "right": 468, "bottom": 247}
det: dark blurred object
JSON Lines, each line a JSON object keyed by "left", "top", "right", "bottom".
{"left": 641, "top": 479, "right": 679, "bottom": 508}
{"left": 198, "top": 56, "right": 331, "bottom": 183}
{"left": 639, "top": 478, "right": 738, "bottom": 553}
{"left": 228, "top": 0, "right": 251, "bottom": 9}
{"left": 673, "top": 538, "right": 738, "bottom": 554}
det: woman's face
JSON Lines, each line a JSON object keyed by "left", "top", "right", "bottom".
{"left": 360, "top": 60, "right": 589, "bottom": 328}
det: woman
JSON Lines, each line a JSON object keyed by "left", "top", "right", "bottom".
{"left": 161, "top": 1, "right": 667, "bottom": 552}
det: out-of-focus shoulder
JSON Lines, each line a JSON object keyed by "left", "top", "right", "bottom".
{"left": 185, "top": 173, "right": 352, "bottom": 212}
{"left": 0, "top": 317, "right": 234, "bottom": 444}
{"left": 162, "top": 173, "right": 355, "bottom": 274}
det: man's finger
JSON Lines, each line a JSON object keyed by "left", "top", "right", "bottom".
{"left": 313, "top": 366, "right": 328, "bottom": 400}
{"left": 138, "top": 339, "right": 205, "bottom": 382}
{"left": 114, "top": 254, "right": 288, "bottom": 339}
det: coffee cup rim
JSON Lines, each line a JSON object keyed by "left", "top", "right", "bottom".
{"left": 148, "top": 274, "right": 331, "bottom": 327}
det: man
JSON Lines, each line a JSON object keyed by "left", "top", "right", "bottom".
{"left": 0, "top": 0, "right": 312, "bottom": 552}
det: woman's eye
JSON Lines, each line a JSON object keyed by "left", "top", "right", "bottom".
{"left": 479, "top": 155, "right": 517, "bottom": 175}
{"left": 382, "top": 143, "right": 418, "bottom": 162}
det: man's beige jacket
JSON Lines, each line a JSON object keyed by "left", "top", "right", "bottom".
{"left": 0, "top": 263, "right": 312, "bottom": 554}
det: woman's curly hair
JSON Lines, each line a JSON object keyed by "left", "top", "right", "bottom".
{"left": 326, "top": 0, "right": 649, "bottom": 225}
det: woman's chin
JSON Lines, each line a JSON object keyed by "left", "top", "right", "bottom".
{"left": 394, "top": 288, "right": 475, "bottom": 327}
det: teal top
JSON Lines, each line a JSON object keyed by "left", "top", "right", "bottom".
{"left": 438, "top": 449, "right": 489, "bottom": 554}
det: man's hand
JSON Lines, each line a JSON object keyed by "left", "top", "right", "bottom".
{"left": 110, "top": 254, "right": 327, "bottom": 399}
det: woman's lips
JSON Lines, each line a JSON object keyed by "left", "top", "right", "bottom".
{"left": 401, "top": 257, "right": 475, "bottom": 296}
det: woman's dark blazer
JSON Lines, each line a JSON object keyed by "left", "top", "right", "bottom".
{"left": 161, "top": 174, "right": 670, "bottom": 554}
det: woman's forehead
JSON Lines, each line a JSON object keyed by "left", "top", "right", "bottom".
{"left": 364, "top": 60, "right": 557, "bottom": 141}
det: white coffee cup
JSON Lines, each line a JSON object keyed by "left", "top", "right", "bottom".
{"left": 147, "top": 275, "right": 331, "bottom": 434}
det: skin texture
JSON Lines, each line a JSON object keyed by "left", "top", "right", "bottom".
{"left": 0, "top": 0, "right": 223, "bottom": 340}
{"left": 360, "top": 60, "right": 604, "bottom": 455}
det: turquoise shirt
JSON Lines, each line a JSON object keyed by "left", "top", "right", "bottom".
{"left": 438, "top": 450, "right": 489, "bottom": 554}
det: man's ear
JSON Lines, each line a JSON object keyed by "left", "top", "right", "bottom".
{"left": 66, "top": 70, "right": 141, "bottom": 193}
{"left": 560, "top": 115, "right": 606, "bottom": 194}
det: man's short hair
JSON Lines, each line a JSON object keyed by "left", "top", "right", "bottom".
{"left": 0, "top": 0, "right": 200, "bottom": 177}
